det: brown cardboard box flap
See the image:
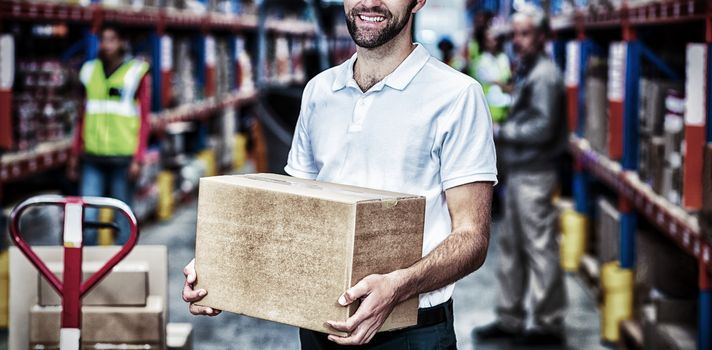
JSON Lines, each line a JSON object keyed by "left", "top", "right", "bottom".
{"left": 39, "top": 261, "right": 149, "bottom": 307}
{"left": 30, "top": 295, "right": 164, "bottom": 344}
{"left": 194, "top": 174, "right": 424, "bottom": 336}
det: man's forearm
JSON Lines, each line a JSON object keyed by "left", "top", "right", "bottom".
{"left": 392, "top": 192, "right": 492, "bottom": 303}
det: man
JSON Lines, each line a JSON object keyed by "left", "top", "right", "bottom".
{"left": 68, "top": 25, "right": 151, "bottom": 245}
{"left": 183, "top": 0, "right": 498, "bottom": 348}
{"left": 474, "top": 9, "right": 568, "bottom": 346}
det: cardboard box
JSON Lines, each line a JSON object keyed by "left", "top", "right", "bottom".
{"left": 194, "top": 173, "right": 425, "bottom": 335}
{"left": 30, "top": 295, "right": 164, "bottom": 345}
{"left": 39, "top": 262, "right": 148, "bottom": 307}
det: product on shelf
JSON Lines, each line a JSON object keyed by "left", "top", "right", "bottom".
{"left": 662, "top": 103, "right": 684, "bottom": 205}
{"left": 583, "top": 57, "right": 608, "bottom": 154}
{"left": 596, "top": 197, "right": 620, "bottom": 265}
{"left": 235, "top": 36, "right": 254, "bottom": 92}
{"left": 215, "top": 38, "right": 232, "bottom": 97}
{"left": 10, "top": 59, "right": 81, "bottom": 151}
{"left": 171, "top": 38, "right": 198, "bottom": 107}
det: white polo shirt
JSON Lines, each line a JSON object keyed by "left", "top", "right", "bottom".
{"left": 285, "top": 43, "right": 497, "bottom": 308}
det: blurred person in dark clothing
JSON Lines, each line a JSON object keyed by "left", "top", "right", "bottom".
{"left": 67, "top": 25, "right": 151, "bottom": 245}
{"left": 474, "top": 7, "right": 568, "bottom": 346}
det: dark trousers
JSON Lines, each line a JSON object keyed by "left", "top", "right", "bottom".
{"left": 299, "top": 300, "right": 456, "bottom": 350}
{"left": 80, "top": 157, "right": 134, "bottom": 245}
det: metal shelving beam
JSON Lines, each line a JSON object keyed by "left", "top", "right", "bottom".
{"left": 570, "top": 135, "right": 711, "bottom": 273}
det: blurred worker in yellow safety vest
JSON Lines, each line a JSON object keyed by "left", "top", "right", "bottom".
{"left": 475, "top": 26, "right": 512, "bottom": 123}
{"left": 67, "top": 24, "right": 151, "bottom": 245}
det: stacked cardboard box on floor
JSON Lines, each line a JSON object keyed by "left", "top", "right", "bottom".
{"left": 30, "top": 262, "right": 164, "bottom": 349}
{"left": 194, "top": 174, "right": 425, "bottom": 335}
{"left": 10, "top": 246, "right": 169, "bottom": 350}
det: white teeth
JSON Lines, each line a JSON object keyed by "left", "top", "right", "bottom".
{"left": 359, "top": 15, "right": 385, "bottom": 23}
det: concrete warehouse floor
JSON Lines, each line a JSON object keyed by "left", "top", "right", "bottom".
{"left": 135, "top": 201, "right": 606, "bottom": 350}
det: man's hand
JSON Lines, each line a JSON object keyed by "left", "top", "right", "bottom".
{"left": 128, "top": 160, "right": 141, "bottom": 180}
{"left": 326, "top": 272, "right": 405, "bottom": 345}
{"left": 182, "top": 259, "right": 221, "bottom": 316}
{"left": 67, "top": 155, "right": 79, "bottom": 181}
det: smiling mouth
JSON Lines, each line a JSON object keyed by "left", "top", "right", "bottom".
{"left": 358, "top": 14, "right": 386, "bottom": 23}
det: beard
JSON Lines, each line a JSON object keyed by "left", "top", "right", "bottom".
{"left": 346, "top": 1, "right": 416, "bottom": 49}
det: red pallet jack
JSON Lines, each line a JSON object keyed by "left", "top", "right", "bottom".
{"left": 9, "top": 195, "right": 139, "bottom": 350}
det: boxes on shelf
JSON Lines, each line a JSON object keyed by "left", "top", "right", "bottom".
{"left": 640, "top": 227, "right": 698, "bottom": 299}
{"left": 9, "top": 59, "right": 81, "bottom": 151}
{"left": 194, "top": 173, "right": 425, "bottom": 335}
{"left": 171, "top": 38, "right": 198, "bottom": 107}
{"left": 596, "top": 197, "right": 620, "bottom": 265}
{"left": 637, "top": 79, "right": 684, "bottom": 203}
{"left": 584, "top": 57, "right": 608, "bottom": 154}
{"left": 641, "top": 295, "right": 698, "bottom": 350}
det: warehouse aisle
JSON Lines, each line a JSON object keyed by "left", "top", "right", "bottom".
{"left": 139, "top": 201, "right": 605, "bottom": 350}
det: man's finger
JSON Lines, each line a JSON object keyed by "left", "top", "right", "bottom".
{"left": 328, "top": 325, "right": 369, "bottom": 345}
{"left": 338, "top": 277, "right": 373, "bottom": 306}
{"left": 183, "top": 259, "right": 196, "bottom": 283}
{"left": 182, "top": 281, "right": 207, "bottom": 302}
{"left": 326, "top": 304, "right": 370, "bottom": 333}
{"left": 189, "top": 303, "right": 220, "bottom": 316}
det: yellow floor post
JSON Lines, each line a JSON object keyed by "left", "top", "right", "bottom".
{"left": 560, "top": 207, "right": 587, "bottom": 272}
{"left": 97, "top": 208, "right": 115, "bottom": 246}
{"left": 0, "top": 250, "right": 8, "bottom": 329}
{"left": 233, "top": 133, "right": 248, "bottom": 171}
{"left": 601, "top": 261, "right": 634, "bottom": 342}
{"left": 198, "top": 149, "right": 217, "bottom": 177}
{"left": 157, "top": 171, "right": 175, "bottom": 221}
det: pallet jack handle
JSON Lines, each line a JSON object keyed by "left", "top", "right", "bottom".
{"left": 9, "top": 195, "right": 139, "bottom": 350}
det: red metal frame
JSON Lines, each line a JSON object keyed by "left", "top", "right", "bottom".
{"left": 8, "top": 195, "right": 139, "bottom": 348}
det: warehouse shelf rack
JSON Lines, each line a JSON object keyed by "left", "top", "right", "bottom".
{"left": 570, "top": 135, "right": 711, "bottom": 273}
{"left": 560, "top": 5, "right": 712, "bottom": 347}
{"left": 0, "top": 0, "right": 320, "bottom": 198}
{"left": 0, "top": 88, "right": 258, "bottom": 191}
{"left": 151, "top": 88, "right": 258, "bottom": 131}
{"left": 550, "top": 0, "right": 707, "bottom": 32}
{"left": 0, "top": 1, "right": 315, "bottom": 36}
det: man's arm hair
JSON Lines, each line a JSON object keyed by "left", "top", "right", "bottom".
{"left": 393, "top": 182, "right": 492, "bottom": 302}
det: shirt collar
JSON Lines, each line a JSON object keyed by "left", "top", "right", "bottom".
{"left": 331, "top": 43, "right": 431, "bottom": 92}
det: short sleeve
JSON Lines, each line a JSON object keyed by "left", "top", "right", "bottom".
{"left": 439, "top": 83, "right": 498, "bottom": 189}
{"left": 285, "top": 81, "right": 318, "bottom": 179}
